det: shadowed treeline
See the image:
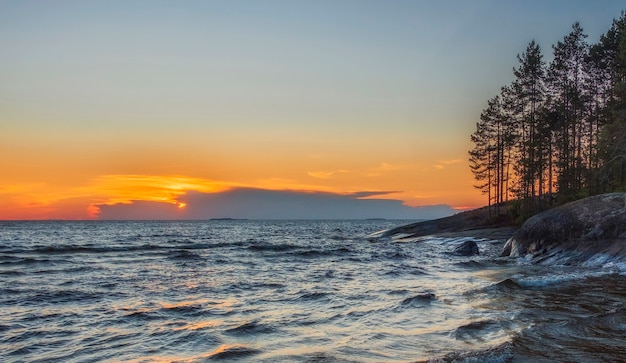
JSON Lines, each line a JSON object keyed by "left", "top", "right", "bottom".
{"left": 470, "top": 12, "right": 626, "bottom": 221}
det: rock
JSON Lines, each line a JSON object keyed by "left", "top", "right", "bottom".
{"left": 501, "top": 193, "right": 626, "bottom": 262}
{"left": 451, "top": 240, "right": 479, "bottom": 256}
{"left": 368, "top": 204, "right": 516, "bottom": 241}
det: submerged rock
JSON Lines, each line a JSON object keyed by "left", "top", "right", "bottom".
{"left": 451, "top": 240, "right": 480, "bottom": 256}
{"left": 501, "top": 193, "right": 626, "bottom": 263}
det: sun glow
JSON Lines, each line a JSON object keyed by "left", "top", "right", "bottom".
{"left": 83, "top": 175, "right": 233, "bottom": 217}
{"left": 87, "top": 174, "right": 228, "bottom": 203}
{"left": 0, "top": 168, "right": 482, "bottom": 219}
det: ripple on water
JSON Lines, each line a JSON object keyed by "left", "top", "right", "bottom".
{"left": 206, "top": 344, "right": 261, "bottom": 360}
{"left": 398, "top": 291, "right": 437, "bottom": 309}
{"left": 224, "top": 320, "right": 277, "bottom": 336}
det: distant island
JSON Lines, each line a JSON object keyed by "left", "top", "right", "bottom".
{"left": 209, "top": 218, "right": 248, "bottom": 221}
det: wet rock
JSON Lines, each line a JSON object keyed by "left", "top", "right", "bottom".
{"left": 451, "top": 240, "right": 479, "bottom": 256}
{"left": 501, "top": 193, "right": 626, "bottom": 261}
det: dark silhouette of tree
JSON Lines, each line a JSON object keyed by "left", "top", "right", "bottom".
{"left": 545, "top": 22, "right": 589, "bottom": 201}
{"left": 511, "top": 40, "right": 547, "bottom": 211}
{"left": 595, "top": 12, "right": 626, "bottom": 191}
{"left": 469, "top": 95, "right": 513, "bottom": 216}
{"left": 469, "top": 12, "right": 626, "bottom": 220}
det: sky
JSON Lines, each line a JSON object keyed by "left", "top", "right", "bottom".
{"left": 1, "top": 0, "right": 624, "bottom": 220}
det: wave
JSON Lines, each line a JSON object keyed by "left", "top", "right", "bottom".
{"left": 512, "top": 269, "right": 619, "bottom": 288}
{"left": 0, "top": 256, "right": 54, "bottom": 266}
{"left": 424, "top": 341, "right": 512, "bottom": 363}
{"left": 504, "top": 305, "right": 626, "bottom": 363}
{"left": 20, "top": 242, "right": 227, "bottom": 255}
{"left": 224, "top": 320, "right": 276, "bottom": 336}
{"left": 246, "top": 242, "right": 299, "bottom": 252}
{"left": 469, "top": 268, "right": 620, "bottom": 296}
{"left": 159, "top": 302, "right": 207, "bottom": 318}
{"left": 122, "top": 310, "right": 164, "bottom": 321}
{"left": 166, "top": 249, "right": 204, "bottom": 261}
{"left": 452, "top": 319, "right": 506, "bottom": 341}
{"left": 27, "top": 289, "right": 105, "bottom": 306}
{"left": 28, "top": 244, "right": 162, "bottom": 254}
{"left": 246, "top": 242, "right": 354, "bottom": 259}
{"left": 294, "top": 291, "right": 331, "bottom": 302}
{"left": 465, "top": 278, "right": 521, "bottom": 297}
{"left": 398, "top": 292, "right": 437, "bottom": 308}
{"left": 206, "top": 344, "right": 261, "bottom": 360}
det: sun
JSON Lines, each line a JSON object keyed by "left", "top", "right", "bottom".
{"left": 177, "top": 202, "right": 187, "bottom": 209}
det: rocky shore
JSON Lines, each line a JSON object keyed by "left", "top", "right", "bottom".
{"left": 501, "top": 192, "right": 626, "bottom": 265}
{"left": 368, "top": 205, "right": 516, "bottom": 243}
{"left": 371, "top": 192, "right": 626, "bottom": 266}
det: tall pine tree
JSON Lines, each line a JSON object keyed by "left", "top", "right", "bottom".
{"left": 546, "top": 22, "right": 589, "bottom": 201}
{"left": 511, "top": 40, "right": 547, "bottom": 211}
{"left": 596, "top": 12, "right": 626, "bottom": 190}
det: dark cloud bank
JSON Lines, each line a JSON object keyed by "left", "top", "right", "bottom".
{"left": 96, "top": 188, "right": 456, "bottom": 220}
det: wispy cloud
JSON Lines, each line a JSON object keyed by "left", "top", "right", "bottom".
{"left": 307, "top": 170, "right": 350, "bottom": 179}
{"left": 433, "top": 159, "right": 462, "bottom": 170}
{"left": 366, "top": 162, "right": 413, "bottom": 177}
{"left": 345, "top": 190, "right": 401, "bottom": 199}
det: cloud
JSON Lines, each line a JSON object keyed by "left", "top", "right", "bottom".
{"left": 344, "top": 191, "right": 400, "bottom": 198}
{"left": 85, "top": 174, "right": 232, "bottom": 211}
{"left": 96, "top": 188, "right": 456, "bottom": 220}
{"left": 307, "top": 170, "right": 350, "bottom": 179}
{"left": 366, "top": 162, "right": 412, "bottom": 177}
{"left": 96, "top": 200, "right": 184, "bottom": 220}
{"left": 433, "top": 159, "right": 462, "bottom": 170}
{"left": 3, "top": 173, "right": 461, "bottom": 220}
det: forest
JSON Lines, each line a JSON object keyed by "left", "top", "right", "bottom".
{"left": 469, "top": 11, "right": 626, "bottom": 221}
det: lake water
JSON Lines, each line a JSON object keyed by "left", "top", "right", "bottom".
{"left": 1, "top": 220, "right": 625, "bottom": 362}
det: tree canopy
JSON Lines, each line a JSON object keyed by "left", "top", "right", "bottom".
{"left": 469, "top": 12, "right": 626, "bottom": 220}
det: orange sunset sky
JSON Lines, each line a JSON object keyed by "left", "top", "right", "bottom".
{"left": 1, "top": 1, "right": 624, "bottom": 220}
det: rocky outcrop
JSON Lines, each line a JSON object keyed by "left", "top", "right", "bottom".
{"left": 451, "top": 240, "right": 479, "bottom": 256}
{"left": 368, "top": 204, "right": 516, "bottom": 242}
{"left": 501, "top": 193, "right": 626, "bottom": 264}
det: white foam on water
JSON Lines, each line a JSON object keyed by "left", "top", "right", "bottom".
{"left": 512, "top": 269, "right": 617, "bottom": 288}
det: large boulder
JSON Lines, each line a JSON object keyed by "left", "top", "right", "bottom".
{"left": 501, "top": 193, "right": 626, "bottom": 263}
{"left": 451, "top": 240, "right": 480, "bottom": 256}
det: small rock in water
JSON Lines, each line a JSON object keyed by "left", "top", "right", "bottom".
{"left": 451, "top": 240, "right": 479, "bottom": 256}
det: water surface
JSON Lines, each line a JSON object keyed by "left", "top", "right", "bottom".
{"left": 1, "top": 220, "right": 625, "bottom": 362}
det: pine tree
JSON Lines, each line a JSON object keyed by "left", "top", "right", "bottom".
{"left": 546, "top": 22, "right": 590, "bottom": 201}
{"left": 469, "top": 119, "right": 494, "bottom": 211}
{"left": 596, "top": 12, "right": 626, "bottom": 190}
{"left": 511, "top": 40, "right": 547, "bottom": 210}
{"left": 469, "top": 95, "right": 514, "bottom": 216}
